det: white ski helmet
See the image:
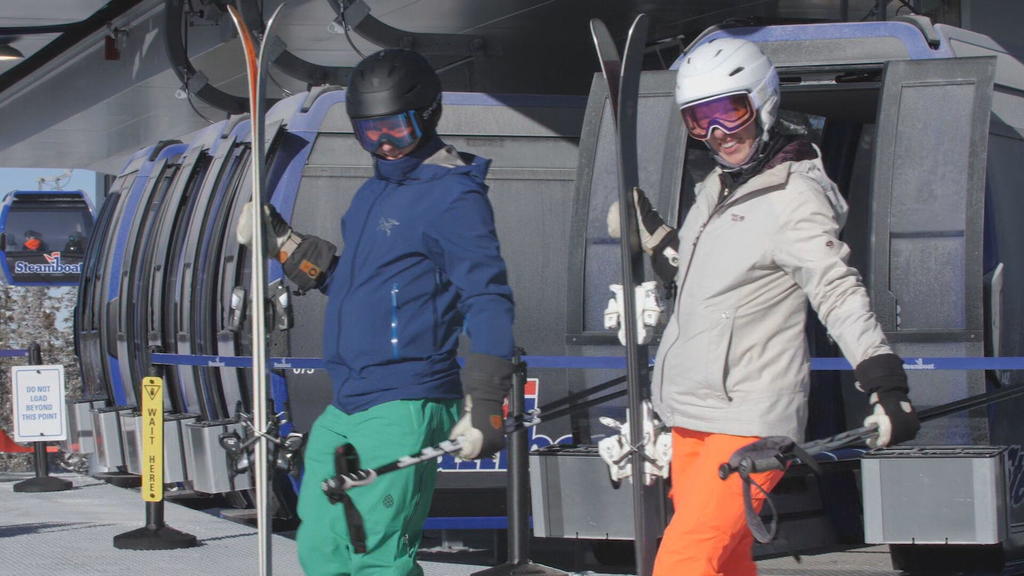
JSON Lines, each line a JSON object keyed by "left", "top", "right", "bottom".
{"left": 674, "top": 37, "right": 780, "bottom": 145}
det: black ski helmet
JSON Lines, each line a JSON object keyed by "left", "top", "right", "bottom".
{"left": 346, "top": 49, "right": 442, "bottom": 134}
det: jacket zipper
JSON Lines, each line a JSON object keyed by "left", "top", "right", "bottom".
{"left": 390, "top": 283, "right": 400, "bottom": 359}
{"left": 656, "top": 186, "right": 735, "bottom": 402}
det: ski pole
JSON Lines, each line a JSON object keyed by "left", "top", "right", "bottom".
{"left": 508, "top": 375, "right": 628, "bottom": 431}
{"left": 529, "top": 374, "right": 627, "bottom": 413}
{"left": 324, "top": 377, "right": 632, "bottom": 494}
{"left": 718, "top": 424, "right": 878, "bottom": 480}
{"left": 322, "top": 400, "right": 601, "bottom": 495}
{"left": 322, "top": 438, "right": 466, "bottom": 494}
{"left": 720, "top": 381, "right": 1024, "bottom": 479}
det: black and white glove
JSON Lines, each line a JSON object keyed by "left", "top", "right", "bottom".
{"left": 856, "top": 353, "right": 920, "bottom": 448}
{"left": 236, "top": 202, "right": 337, "bottom": 292}
{"left": 606, "top": 188, "right": 679, "bottom": 283}
{"left": 449, "top": 353, "right": 513, "bottom": 460}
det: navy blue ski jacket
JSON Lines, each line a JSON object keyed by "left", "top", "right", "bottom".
{"left": 323, "top": 137, "right": 515, "bottom": 414}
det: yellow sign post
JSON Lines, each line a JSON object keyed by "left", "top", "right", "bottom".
{"left": 113, "top": 372, "right": 196, "bottom": 550}
{"left": 141, "top": 376, "right": 163, "bottom": 502}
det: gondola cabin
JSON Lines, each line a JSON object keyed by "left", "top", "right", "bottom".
{"left": 0, "top": 190, "right": 95, "bottom": 286}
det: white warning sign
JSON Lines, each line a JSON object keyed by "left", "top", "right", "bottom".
{"left": 11, "top": 364, "right": 67, "bottom": 443}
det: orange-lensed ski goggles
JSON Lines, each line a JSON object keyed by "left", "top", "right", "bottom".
{"left": 680, "top": 92, "right": 756, "bottom": 141}
{"left": 352, "top": 111, "right": 423, "bottom": 153}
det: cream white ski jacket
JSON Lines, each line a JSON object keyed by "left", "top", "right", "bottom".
{"left": 651, "top": 147, "right": 891, "bottom": 442}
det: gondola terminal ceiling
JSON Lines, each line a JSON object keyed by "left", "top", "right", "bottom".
{"left": 0, "top": 0, "right": 956, "bottom": 174}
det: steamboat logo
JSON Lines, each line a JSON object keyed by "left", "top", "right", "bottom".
{"left": 13, "top": 251, "right": 82, "bottom": 275}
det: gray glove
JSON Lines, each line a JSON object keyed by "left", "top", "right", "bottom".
{"left": 449, "top": 354, "right": 514, "bottom": 460}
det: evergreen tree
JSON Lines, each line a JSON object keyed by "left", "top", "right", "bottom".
{"left": 0, "top": 284, "right": 79, "bottom": 472}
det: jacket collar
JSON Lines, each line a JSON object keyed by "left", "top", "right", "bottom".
{"left": 711, "top": 138, "right": 818, "bottom": 208}
{"left": 373, "top": 136, "right": 446, "bottom": 183}
{"left": 372, "top": 136, "right": 491, "bottom": 185}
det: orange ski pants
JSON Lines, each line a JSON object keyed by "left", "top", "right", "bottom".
{"left": 653, "top": 428, "right": 786, "bottom": 576}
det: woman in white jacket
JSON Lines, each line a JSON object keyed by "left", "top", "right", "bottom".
{"left": 622, "top": 37, "right": 921, "bottom": 576}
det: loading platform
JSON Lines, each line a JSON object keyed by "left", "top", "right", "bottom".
{"left": 0, "top": 471, "right": 908, "bottom": 576}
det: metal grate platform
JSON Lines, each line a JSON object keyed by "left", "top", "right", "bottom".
{"left": 0, "top": 473, "right": 493, "bottom": 576}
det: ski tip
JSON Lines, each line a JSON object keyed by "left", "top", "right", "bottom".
{"left": 627, "top": 13, "right": 651, "bottom": 39}
{"left": 589, "top": 18, "right": 613, "bottom": 43}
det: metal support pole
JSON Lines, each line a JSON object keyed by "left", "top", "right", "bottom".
{"left": 507, "top": 349, "right": 530, "bottom": 565}
{"left": 473, "top": 349, "right": 567, "bottom": 576}
{"left": 13, "top": 342, "right": 72, "bottom": 493}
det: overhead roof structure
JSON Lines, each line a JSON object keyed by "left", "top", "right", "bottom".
{"left": 0, "top": 0, "right": 1007, "bottom": 175}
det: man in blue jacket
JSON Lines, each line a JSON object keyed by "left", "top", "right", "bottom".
{"left": 240, "top": 49, "right": 514, "bottom": 575}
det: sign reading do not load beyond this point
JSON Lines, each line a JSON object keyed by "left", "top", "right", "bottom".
{"left": 11, "top": 364, "right": 67, "bottom": 443}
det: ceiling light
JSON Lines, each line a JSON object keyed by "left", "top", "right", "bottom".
{"left": 0, "top": 44, "right": 25, "bottom": 61}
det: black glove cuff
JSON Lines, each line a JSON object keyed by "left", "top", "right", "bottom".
{"left": 651, "top": 234, "right": 680, "bottom": 284}
{"left": 462, "top": 353, "right": 514, "bottom": 403}
{"left": 855, "top": 353, "right": 908, "bottom": 394}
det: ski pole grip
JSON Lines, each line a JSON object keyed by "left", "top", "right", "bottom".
{"left": 322, "top": 469, "right": 378, "bottom": 496}
{"left": 718, "top": 462, "right": 736, "bottom": 480}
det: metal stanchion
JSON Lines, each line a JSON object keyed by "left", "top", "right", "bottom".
{"left": 113, "top": 362, "right": 197, "bottom": 550}
{"left": 13, "top": 342, "right": 72, "bottom": 493}
{"left": 473, "top": 349, "right": 567, "bottom": 576}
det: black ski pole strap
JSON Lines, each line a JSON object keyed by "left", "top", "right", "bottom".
{"left": 324, "top": 444, "right": 368, "bottom": 554}
{"left": 739, "top": 470, "right": 779, "bottom": 544}
{"left": 340, "top": 494, "right": 368, "bottom": 555}
{"left": 717, "top": 436, "right": 795, "bottom": 543}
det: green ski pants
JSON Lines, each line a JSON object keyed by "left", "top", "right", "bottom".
{"left": 296, "top": 399, "right": 458, "bottom": 576}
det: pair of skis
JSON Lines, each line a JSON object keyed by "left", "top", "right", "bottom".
{"left": 590, "top": 14, "right": 662, "bottom": 576}
{"left": 226, "top": 3, "right": 287, "bottom": 575}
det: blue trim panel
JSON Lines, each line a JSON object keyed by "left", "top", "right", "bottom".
{"left": 150, "top": 353, "right": 1024, "bottom": 371}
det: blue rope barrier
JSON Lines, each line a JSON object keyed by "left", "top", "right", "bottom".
{"left": 0, "top": 349, "right": 28, "bottom": 358}
{"left": 149, "top": 352, "right": 1024, "bottom": 371}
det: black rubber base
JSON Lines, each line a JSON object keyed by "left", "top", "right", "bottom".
{"left": 113, "top": 525, "right": 199, "bottom": 550}
{"left": 13, "top": 475, "right": 73, "bottom": 493}
{"left": 94, "top": 471, "right": 141, "bottom": 488}
{"left": 472, "top": 562, "right": 568, "bottom": 576}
